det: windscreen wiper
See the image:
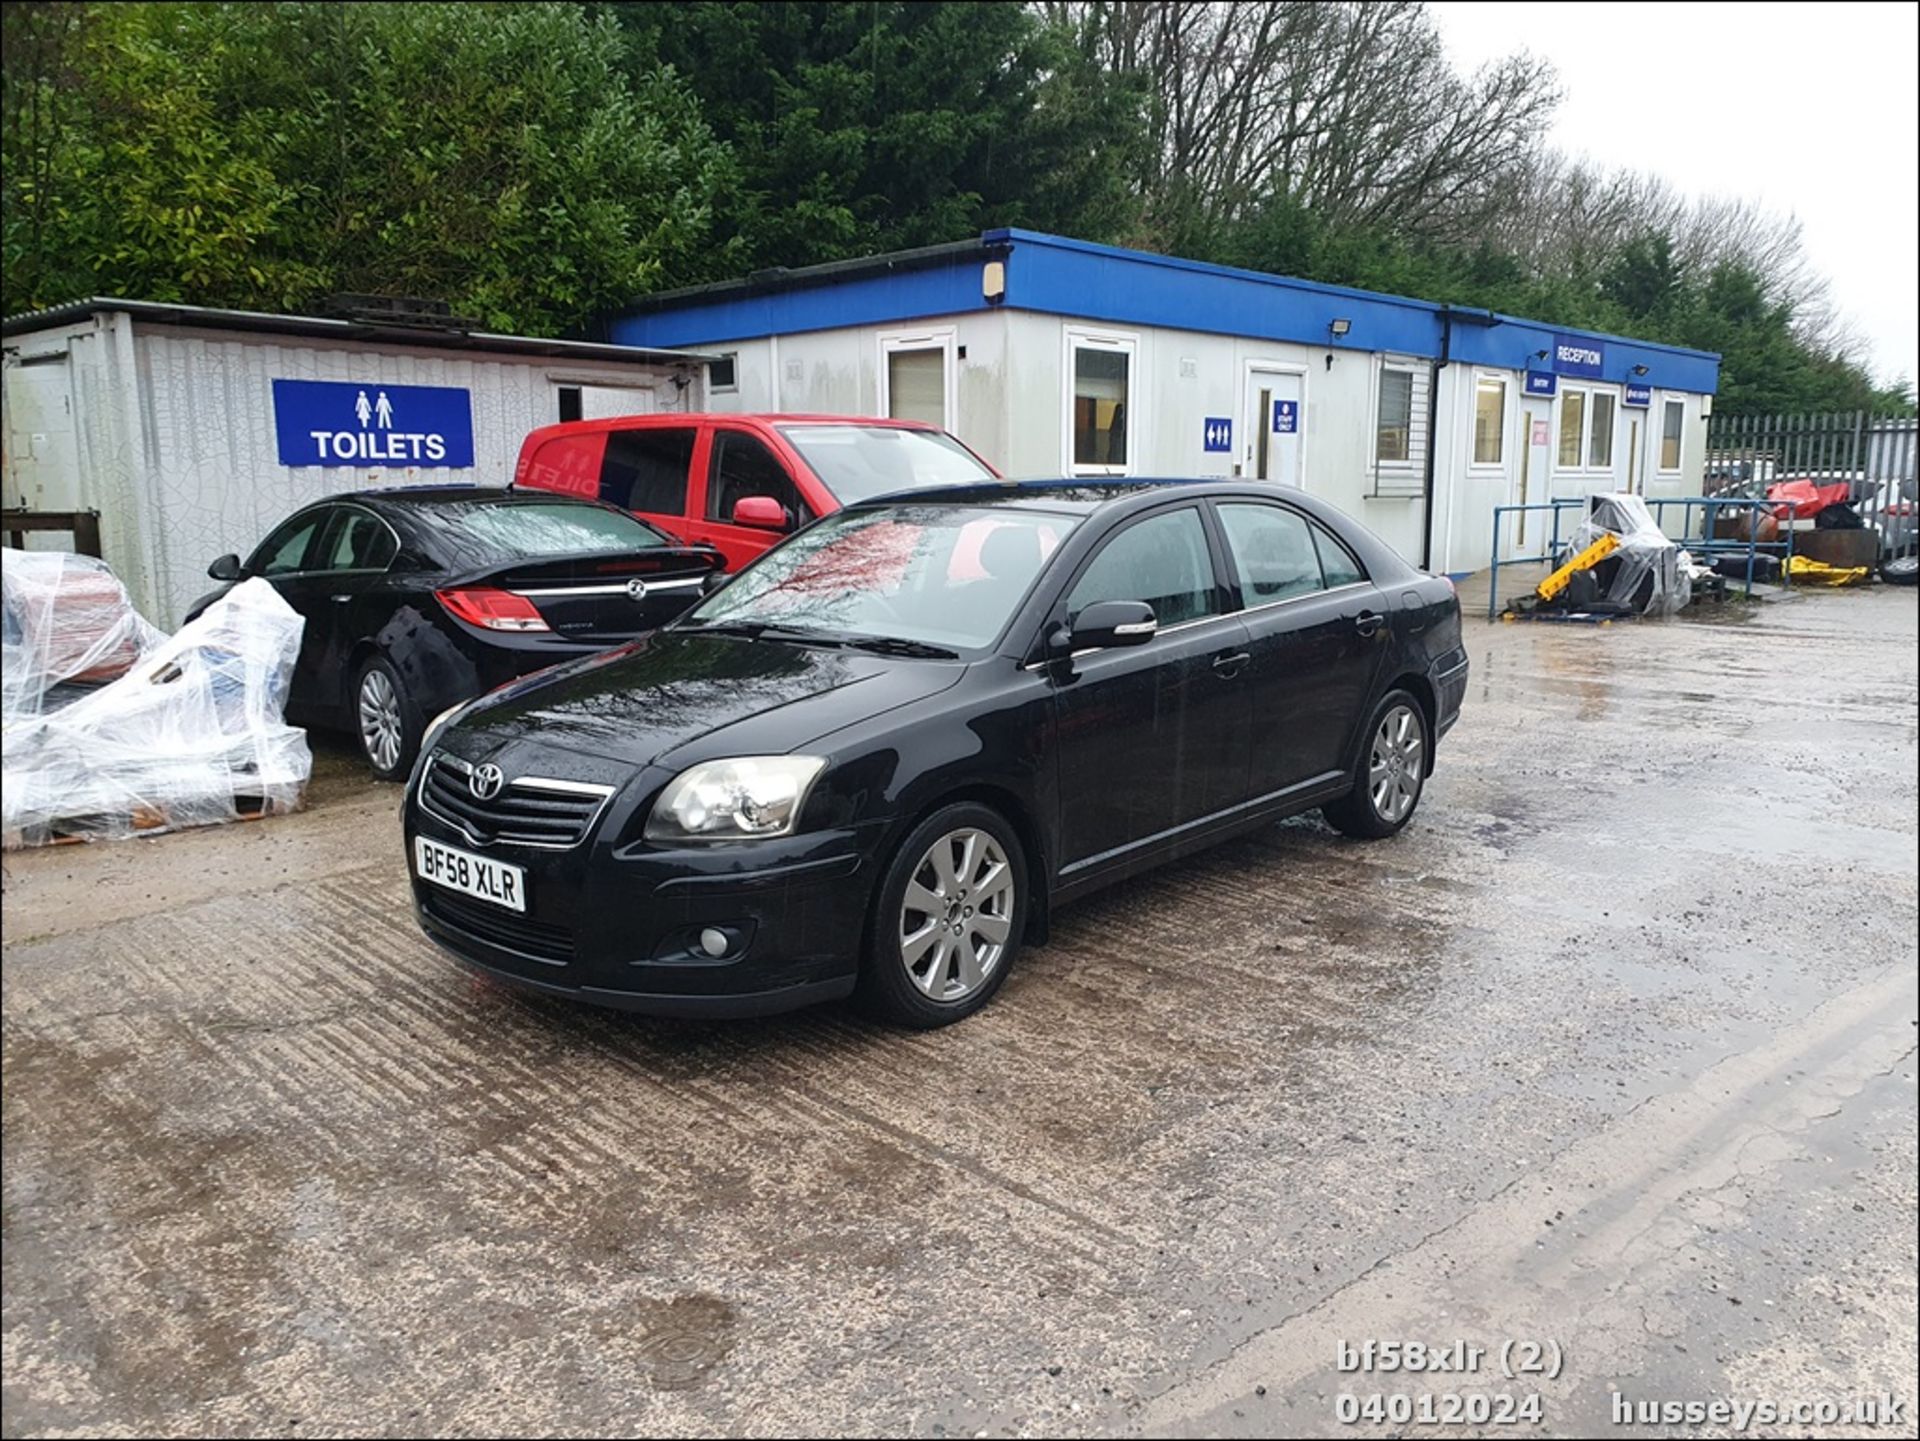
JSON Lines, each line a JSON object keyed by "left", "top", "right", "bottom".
{"left": 840, "top": 635, "right": 960, "bottom": 659}
{"left": 681, "top": 620, "right": 846, "bottom": 647}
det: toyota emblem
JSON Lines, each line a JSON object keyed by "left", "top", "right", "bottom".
{"left": 626, "top": 577, "right": 650, "bottom": 601}
{"left": 469, "top": 763, "right": 505, "bottom": 801}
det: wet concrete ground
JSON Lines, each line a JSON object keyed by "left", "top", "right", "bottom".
{"left": 3, "top": 582, "right": 1915, "bottom": 1438}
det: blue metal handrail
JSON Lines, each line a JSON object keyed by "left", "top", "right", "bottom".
{"left": 1487, "top": 495, "right": 1797, "bottom": 620}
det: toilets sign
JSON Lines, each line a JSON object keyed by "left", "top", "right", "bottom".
{"left": 272, "top": 379, "right": 474, "bottom": 468}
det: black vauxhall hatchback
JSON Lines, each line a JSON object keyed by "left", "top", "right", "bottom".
{"left": 404, "top": 480, "right": 1469, "bottom": 1027}
{"left": 190, "top": 487, "right": 723, "bottom": 780}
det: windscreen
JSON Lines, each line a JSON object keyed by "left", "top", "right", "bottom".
{"left": 687, "top": 505, "right": 1072, "bottom": 650}
{"left": 779, "top": 424, "right": 995, "bottom": 504}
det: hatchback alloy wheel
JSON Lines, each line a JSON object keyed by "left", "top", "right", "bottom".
{"left": 359, "top": 667, "right": 404, "bottom": 774}
{"left": 899, "top": 826, "right": 1016, "bottom": 1002}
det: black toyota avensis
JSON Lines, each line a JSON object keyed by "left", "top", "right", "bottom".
{"left": 404, "top": 480, "right": 1469, "bottom": 1027}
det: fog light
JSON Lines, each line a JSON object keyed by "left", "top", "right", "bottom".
{"left": 698, "top": 927, "right": 729, "bottom": 958}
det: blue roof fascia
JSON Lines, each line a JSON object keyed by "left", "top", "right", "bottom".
{"left": 993, "top": 229, "right": 1720, "bottom": 394}
{"left": 990, "top": 228, "right": 1444, "bottom": 358}
{"left": 605, "top": 227, "right": 1719, "bottom": 395}
{"left": 607, "top": 251, "right": 993, "bottom": 350}
{"left": 1448, "top": 315, "right": 1721, "bottom": 394}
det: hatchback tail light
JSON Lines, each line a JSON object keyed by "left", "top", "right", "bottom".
{"left": 436, "top": 586, "right": 551, "bottom": 632}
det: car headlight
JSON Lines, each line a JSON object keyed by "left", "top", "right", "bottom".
{"left": 422, "top": 701, "right": 467, "bottom": 753}
{"left": 645, "top": 756, "right": 826, "bottom": 843}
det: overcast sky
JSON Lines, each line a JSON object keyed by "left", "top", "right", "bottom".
{"left": 1430, "top": 1, "right": 1919, "bottom": 389}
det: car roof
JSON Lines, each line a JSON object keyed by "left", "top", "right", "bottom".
{"left": 335, "top": 484, "right": 599, "bottom": 511}
{"left": 520, "top": 413, "right": 945, "bottom": 444}
{"left": 846, "top": 477, "right": 1257, "bottom": 515}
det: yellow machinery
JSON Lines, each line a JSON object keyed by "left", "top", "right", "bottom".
{"left": 1536, "top": 533, "right": 1619, "bottom": 602}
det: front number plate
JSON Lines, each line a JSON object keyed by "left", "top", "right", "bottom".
{"left": 414, "top": 835, "right": 526, "bottom": 913}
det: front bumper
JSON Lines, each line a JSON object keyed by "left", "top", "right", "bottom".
{"left": 406, "top": 801, "right": 881, "bottom": 1019}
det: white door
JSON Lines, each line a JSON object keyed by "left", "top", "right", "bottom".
{"left": 1515, "top": 397, "right": 1553, "bottom": 552}
{"left": 1242, "top": 369, "right": 1303, "bottom": 487}
{"left": 3, "top": 356, "right": 82, "bottom": 518}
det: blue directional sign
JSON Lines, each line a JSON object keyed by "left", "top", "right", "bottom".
{"left": 1624, "top": 383, "right": 1652, "bottom": 408}
{"left": 1202, "top": 416, "right": 1233, "bottom": 453}
{"left": 1524, "top": 369, "right": 1558, "bottom": 397}
{"left": 1273, "top": 399, "right": 1299, "bottom": 434}
{"left": 272, "top": 379, "right": 475, "bottom": 468}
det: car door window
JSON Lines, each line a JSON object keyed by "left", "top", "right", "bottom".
{"left": 316, "top": 509, "right": 398, "bottom": 572}
{"left": 1067, "top": 507, "right": 1221, "bottom": 625}
{"left": 708, "top": 431, "right": 811, "bottom": 529}
{"left": 251, "top": 512, "right": 328, "bottom": 577}
{"left": 1216, "top": 503, "right": 1326, "bottom": 604}
{"left": 1312, "top": 522, "right": 1367, "bottom": 587}
{"left": 601, "top": 427, "right": 695, "bottom": 517}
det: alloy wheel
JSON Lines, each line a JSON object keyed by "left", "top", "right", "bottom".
{"left": 899, "top": 827, "right": 1015, "bottom": 1002}
{"left": 358, "top": 668, "right": 403, "bottom": 773}
{"left": 1368, "top": 703, "right": 1424, "bottom": 824}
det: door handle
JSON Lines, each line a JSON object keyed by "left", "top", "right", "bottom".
{"left": 1212, "top": 650, "right": 1250, "bottom": 678}
{"left": 1354, "top": 611, "right": 1383, "bottom": 638}
{"left": 330, "top": 593, "right": 352, "bottom": 603}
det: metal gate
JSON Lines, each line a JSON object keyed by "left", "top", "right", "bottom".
{"left": 1706, "top": 412, "right": 1917, "bottom": 562}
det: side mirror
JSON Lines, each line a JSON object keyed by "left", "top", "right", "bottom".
{"left": 208, "top": 554, "right": 243, "bottom": 581}
{"left": 731, "top": 495, "right": 787, "bottom": 531}
{"left": 1068, "top": 599, "right": 1157, "bottom": 650}
{"left": 699, "top": 570, "right": 728, "bottom": 597}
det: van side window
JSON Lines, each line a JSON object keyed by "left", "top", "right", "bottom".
{"left": 601, "top": 427, "right": 695, "bottom": 517}
{"left": 708, "top": 431, "right": 810, "bottom": 529}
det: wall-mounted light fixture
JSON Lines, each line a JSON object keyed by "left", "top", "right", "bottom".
{"left": 1631, "top": 363, "right": 1650, "bottom": 376}
{"left": 1326, "top": 317, "right": 1352, "bottom": 370}
{"left": 1534, "top": 348, "right": 1550, "bottom": 361}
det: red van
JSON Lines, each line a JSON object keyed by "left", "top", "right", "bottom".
{"left": 513, "top": 414, "right": 1000, "bottom": 571}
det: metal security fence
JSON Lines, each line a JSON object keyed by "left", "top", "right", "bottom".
{"left": 1706, "top": 412, "right": 1917, "bottom": 560}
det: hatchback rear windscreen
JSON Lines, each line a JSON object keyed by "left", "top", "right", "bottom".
{"left": 412, "top": 501, "right": 665, "bottom": 562}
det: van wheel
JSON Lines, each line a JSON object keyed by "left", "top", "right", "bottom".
{"left": 1323, "top": 690, "right": 1429, "bottom": 839}
{"left": 355, "top": 655, "right": 421, "bottom": 782}
{"left": 859, "top": 803, "right": 1027, "bottom": 1028}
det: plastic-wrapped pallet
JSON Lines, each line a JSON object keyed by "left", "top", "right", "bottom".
{"left": 2, "top": 577, "right": 312, "bottom": 846}
{"left": 1567, "top": 493, "right": 1693, "bottom": 616}
{"left": 2, "top": 550, "right": 167, "bottom": 722}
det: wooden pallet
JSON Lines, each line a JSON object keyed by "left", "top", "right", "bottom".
{"left": 4, "top": 791, "right": 294, "bottom": 850}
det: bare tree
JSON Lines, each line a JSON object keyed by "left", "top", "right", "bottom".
{"left": 1043, "top": 0, "right": 1560, "bottom": 245}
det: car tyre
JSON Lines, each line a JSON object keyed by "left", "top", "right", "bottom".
{"left": 858, "top": 802, "right": 1027, "bottom": 1029}
{"left": 354, "top": 654, "right": 422, "bottom": 782}
{"left": 1879, "top": 554, "right": 1918, "bottom": 586}
{"left": 1322, "top": 689, "right": 1430, "bottom": 840}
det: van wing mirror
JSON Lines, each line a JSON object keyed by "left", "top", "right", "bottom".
{"left": 208, "top": 553, "right": 243, "bottom": 581}
{"left": 731, "top": 495, "right": 788, "bottom": 530}
{"left": 1068, "top": 599, "right": 1157, "bottom": 650}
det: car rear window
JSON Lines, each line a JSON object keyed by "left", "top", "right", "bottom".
{"left": 778, "top": 424, "right": 994, "bottom": 505}
{"left": 416, "top": 501, "right": 666, "bottom": 561}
